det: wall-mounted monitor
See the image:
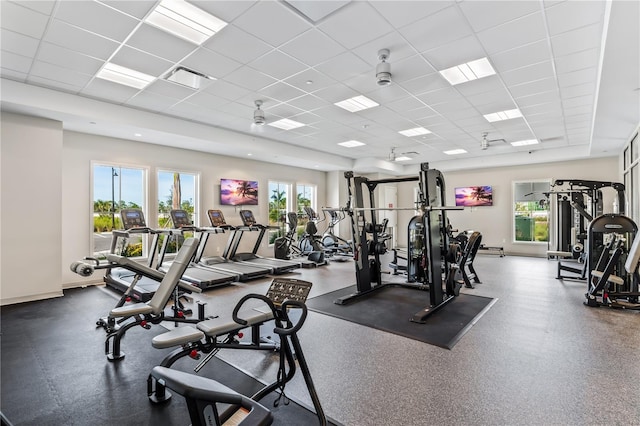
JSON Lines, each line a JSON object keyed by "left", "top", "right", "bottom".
{"left": 220, "top": 179, "right": 258, "bottom": 206}
{"left": 455, "top": 186, "right": 493, "bottom": 207}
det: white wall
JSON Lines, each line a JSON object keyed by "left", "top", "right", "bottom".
{"left": 62, "top": 130, "right": 328, "bottom": 288}
{"left": 1, "top": 113, "right": 63, "bottom": 304}
{"left": 395, "top": 157, "right": 620, "bottom": 257}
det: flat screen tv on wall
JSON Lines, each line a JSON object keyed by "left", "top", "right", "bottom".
{"left": 220, "top": 179, "right": 258, "bottom": 206}
{"left": 455, "top": 186, "right": 493, "bottom": 207}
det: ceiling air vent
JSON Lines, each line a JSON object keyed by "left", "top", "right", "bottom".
{"left": 165, "top": 67, "right": 212, "bottom": 90}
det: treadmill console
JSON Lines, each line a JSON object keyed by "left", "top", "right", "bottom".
{"left": 208, "top": 209, "right": 227, "bottom": 227}
{"left": 266, "top": 278, "right": 312, "bottom": 307}
{"left": 120, "top": 209, "right": 147, "bottom": 230}
{"left": 239, "top": 210, "right": 257, "bottom": 226}
{"left": 170, "top": 209, "right": 192, "bottom": 228}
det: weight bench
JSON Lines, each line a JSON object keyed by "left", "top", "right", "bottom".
{"left": 478, "top": 244, "right": 504, "bottom": 257}
{"left": 105, "top": 238, "right": 208, "bottom": 361}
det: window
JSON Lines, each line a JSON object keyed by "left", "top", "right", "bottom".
{"left": 92, "top": 164, "right": 146, "bottom": 258}
{"left": 296, "top": 184, "right": 316, "bottom": 237}
{"left": 268, "top": 181, "right": 292, "bottom": 244}
{"left": 513, "top": 181, "right": 550, "bottom": 243}
{"left": 623, "top": 132, "right": 639, "bottom": 224}
{"left": 157, "top": 170, "right": 198, "bottom": 254}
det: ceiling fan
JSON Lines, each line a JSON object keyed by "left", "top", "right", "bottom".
{"left": 480, "top": 132, "right": 507, "bottom": 150}
{"left": 389, "top": 147, "right": 418, "bottom": 162}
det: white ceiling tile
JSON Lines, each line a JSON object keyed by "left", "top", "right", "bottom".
{"left": 562, "top": 95, "right": 594, "bottom": 109}
{"left": 126, "top": 24, "right": 198, "bottom": 63}
{"left": 318, "top": 2, "right": 393, "bottom": 50}
{"left": 557, "top": 67, "right": 597, "bottom": 88}
{"left": 521, "top": 102, "right": 562, "bottom": 117}
{"left": 280, "top": 29, "right": 345, "bottom": 66}
{"left": 30, "top": 60, "right": 94, "bottom": 87}
{"left": 13, "top": 0, "right": 56, "bottom": 15}
{"left": 490, "top": 40, "right": 551, "bottom": 73}
{"left": 458, "top": 0, "right": 540, "bottom": 32}
{"left": 191, "top": 0, "right": 257, "bottom": 23}
{"left": 416, "top": 87, "right": 461, "bottom": 106}
{"left": 564, "top": 105, "right": 592, "bottom": 117}
{"left": 259, "top": 82, "right": 307, "bottom": 103}
{"left": 232, "top": 1, "right": 311, "bottom": 47}
{"left": 545, "top": 0, "right": 605, "bottom": 36}
{"left": 442, "top": 107, "right": 480, "bottom": 121}
{"left": 371, "top": 54, "right": 433, "bottom": 85}
{"left": 342, "top": 71, "right": 376, "bottom": 96}
{"left": 224, "top": 66, "right": 277, "bottom": 92}
{"left": 203, "top": 25, "right": 273, "bottom": 64}
{"left": 515, "top": 90, "right": 561, "bottom": 107}
{"left": 248, "top": 50, "right": 307, "bottom": 80}
{"left": 286, "top": 94, "right": 329, "bottom": 112}
{"left": 55, "top": 1, "right": 139, "bottom": 42}
{"left": 44, "top": 20, "right": 119, "bottom": 60}
{"left": 554, "top": 48, "right": 600, "bottom": 74}
{"left": 432, "top": 99, "right": 474, "bottom": 115}
{"left": 398, "top": 6, "right": 473, "bottom": 53}
{"left": 202, "top": 79, "right": 251, "bottom": 102}
{"left": 146, "top": 79, "right": 198, "bottom": 100}
{"left": 559, "top": 82, "right": 595, "bottom": 99}
{"left": 1, "top": 50, "right": 33, "bottom": 73}
{"left": 385, "top": 96, "right": 426, "bottom": 114}
{"left": 455, "top": 75, "right": 505, "bottom": 97}
{"left": 550, "top": 23, "right": 603, "bottom": 57}
{"left": 181, "top": 47, "right": 242, "bottom": 79}
{"left": 508, "top": 77, "right": 557, "bottom": 99}
{"left": 501, "top": 61, "right": 554, "bottom": 86}
{"left": 100, "top": 1, "right": 155, "bottom": 19}
{"left": 110, "top": 45, "right": 173, "bottom": 77}
{"left": 465, "top": 86, "right": 514, "bottom": 107}
{"left": 351, "top": 31, "right": 419, "bottom": 67}
{"left": 37, "top": 42, "right": 103, "bottom": 75}
{"left": 178, "top": 90, "right": 230, "bottom": 110}
{"left": 284, "top": 68, "right": 336, "bottom": 93}
{"left": 81, "top": 78, "right": 139, "bottom": 103}
{"left": 369, "top": 1, "right": 453, "bottom": 28}
{"left": 28, "top": 75, "right": 83, "bottom": 93}
{"left": 0, "top": 67, "right": 27, "bottom": 81}
{"left": 126, "top": 91, "right": 179, "bottom": 111}
{"left": 1, "top": 2, "right": 49, "bottom": 39}
{"left": 1, "top": 29, "right": 39, "bottom": 58}
{"left": 565, "top": 120, "right": 591, "bottom": 130}
{"left": 422, "top": 35, "right": 486, "bottom": 71}
{"left": 398, "top": 72, "right": 449, "bottom": 95}
{"left": 315, "top": 51, "right": 370, "bottom": 82}
{"left": 366, "top": 82, "right": 416, "bottom": 104}
{"left": 476, "top": 11, "right": 547, "bottom": 55}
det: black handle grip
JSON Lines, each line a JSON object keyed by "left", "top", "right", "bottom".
{"left": 232, "top": 294, "right": 276, "bottom": 326}
{"left": 273, "top": 300, "right": 307, "bottom": 336}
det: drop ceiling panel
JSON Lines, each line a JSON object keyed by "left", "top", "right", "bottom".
{"left": 202, "top": 80, "right": 251, "bottom": 102}
{"left": 398, "top": 6, "right": 472, "bottom": 53}
{"left": 284, "top": 68, "right": 337, "bottom": 93}
{"left": 502, "top": 61, "right": 554, "bottom": 86}
{"left": 248, "top": 50, "right": 307, "bottom": 80}
{"left": 554, "top": 48, "right": 600, "bottom": 74}
{"left": 465, "top": 87, "right": 514, "bottom": 108}
{"left": 350, "top": 31, "right": 418, "bottom": 66}
{"left": 126, "top": 24, "right": 197, "bottom": 63}
{"left": 545, "top": 0, "right": 605, "bottom": 36}
{"left": 562, "top": 95, "right": 594, "bottom": 109}
{"left": 81, "top": 78, "right": 139, "bottom": 103}
{"left": 111, "top": 45, "right": 173, "bottom": 77}
{"left": 126, "top": 91, "right": 179, "bottom": 112}
{"left": 55, "top": 1, "right": 139, "bottom": 42}
{"left": 422, "top": 35, "right": 487, "bottom": 70}
{"left": 314, "top": 51, "right": 370, "bottom": 82}
{"left": 30, "top": 60, "right": 93, "bottom": 88}
{"left": 557, "top": 67, "right": 597, "bottom": 88}
{"left": 455, "top": 75, "right": 505, "bottom": 97}
{"left": 317, "top": 2, "right": 393, "bottom": 50}
{"left": 458, "top": 0, "right": 540, "bottom": 33}
{"left": 44, "top": 19, "right": 119, "bottom": 60}
{"left": 489, "top": 40, "right": 551, "bottom": 74}
{"left": 369, "top": 1, "right": 451, "bottom": 28}
{"left": 508, "top": 77, "right": 558, "bottom": 99}
{"left": 101, "top": 1, "right": 155, "bottom": 19}
{"left": 560, "top": 82, "right": 595, "bottom": 99}
{"left": 280, "top": 29, "right": 345, "bottom": 66}
{"left": 145, "top": 80, "right": 197, "bottom": 100}
{"left": 203, "top": 25, "right": 273, "bottom": 64}
{"left": 232, "top": 1, "right": 311, "bottom": 47}
{"left": 191, "top": 0, "right": 257, "bottom": 23}
{"left": 181, "top": 91, "right": 232, "bottom": 110}
{"left": 476, "top": 12, "right": 546, "bottom": 55}
{"left": 37, "top": 42, "right": 103, "bottom": 76}
{"left": 550, "top": 23, "right": 602, "bottom": 57}
{"left": 386, "top": 55, "right": 436, "bottom": 84}
{"left": 515, "top": 90, "right": 561, "bottom": 107}
{"left": 28, "top": 75, "right": 83, "bottom": 93}
{"left": 0, "top": 67, "right": 27, "bottom": 81}
{"left": 0, "top": 2, "right": 49, "bottom": 39}
{"left": 259, "top": 82, "right": 306, "bottom": 103}
{"left": 223, "top": 66, "right": 277, "bottom": 92}
{"left": 1, "top": 50, "right": 33, "bottom": 73}
{"left": 399, "top": 73, "right": 449, "bottom": 95}
{"left": 181, "top": 47, "right": 242, "bottom": 79}
{"left": 1, "top": 29, "right": 40, "bottom": 57}
{"left": 286, "top": 94, "right": 329, "bottom": 112}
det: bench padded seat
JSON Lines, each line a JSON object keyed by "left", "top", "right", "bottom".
{"left": 197, "top": 307, "right": 273, "bottom": 337}
{"left": 152, "top": 326, "right": 205, "bottom": 349}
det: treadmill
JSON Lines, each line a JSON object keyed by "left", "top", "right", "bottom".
{"left": 171, "top": 209, "right": 271, "bottom": 282}
{"left": 227, "top": 210, "right": 301, "bottom": 274}
{"left": 103, "top": 209, "right": 168, "bottom": 302}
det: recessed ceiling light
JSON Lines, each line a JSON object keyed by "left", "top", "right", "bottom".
{"left": 96, "top": 63, "right": 155, "bottom": 89}
{"left": 267, "top": 118, "right": 305, "bottom": 130}
{"left": 134, "top": 133, "right": 142, "bottom": 137}
{"left": 444, "top": 149, "right": 467, "bottom": 155}
{"left": 439, "top": 57, "right": 496, "bottom": 85}
{"left": 511, "top": 139, "right": 539, "bottom": 147}
{"left": 247, "top": 153, "right": 253, "bottom": 156}
{"left": 483, "top": 108, "right": 522, "bottom": 122}
{"left": 338, "top": 140, "right": 366, "bottom": 148}
{"left": 145, "top": 0, "right": 227, "bottom": 45}
{"left": 334, "top": 95, "right": 379, "bottom": 112}
{"left": 395, "top": 156, "right": 412, "bottom": 161}
{"left": 399, "top": 127, "right": 431, "bottom": 137}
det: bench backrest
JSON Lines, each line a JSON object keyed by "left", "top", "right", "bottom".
{"left": 149, "top": 237, "right": 199, "bottom": 313}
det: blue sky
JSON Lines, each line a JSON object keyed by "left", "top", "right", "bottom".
{"left": 94, "top": 165, "right": 195, "bottom": 205}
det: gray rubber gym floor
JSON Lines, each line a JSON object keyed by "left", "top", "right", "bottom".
{"left": 2, "top": 254, "right": 640, "bottom": 425}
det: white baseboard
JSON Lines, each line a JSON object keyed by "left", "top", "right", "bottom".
{"left": 1, "top": 291, "right": 64, "bottom": 306}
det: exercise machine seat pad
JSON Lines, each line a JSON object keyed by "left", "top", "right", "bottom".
{"left": 591, "top": 270, "right": 624, "bottom": 285}
{"left": 150, "top": 367, "right": 273, "bottom": 426}
{"left": 197, "top": 307, "right": 273, "bottom": 337}
{"left": 152, "top": 326, "right": 205, "bottom": 349}
{"left": 106, "top": 254, "right": 164, "bottom": 280}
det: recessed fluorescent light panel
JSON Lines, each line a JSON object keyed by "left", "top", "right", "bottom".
{"left": 338, "top": 140, "right": 366, "bottom": 148}
{"left": 483, "top": 108, "right": 523, "bottom": 122}
{"left": 395, "top": 156, "right": 412, "bottom": 161}
{"left": 96, "top": 63, "right": 155, "bottom": 89}
{"left": 334, "top": 95, "right": 379, "bottom": 112}
{"left": 267, "top": 118, "right": 305, "bottom": 130}
{"left": 145, "top": 0, "right": 227, "bottom": 45}
{"left": 399, "top": 127, "right": 431, "bottom": 137}
{"left": 511, "top": 139, "right": 539, "bottom": 147}
{"left": 439, "top": 57, "right": 496, "bottom": 85}
{"left": 444, "top": 149, "right": 467, "bottom": 155}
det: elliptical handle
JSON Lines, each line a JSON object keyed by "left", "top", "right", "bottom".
{"left": 273, "top": 300, "right": 308, "bottom": 336}
{"left": 232, "top": 294, "right": 276, "bottom": 326}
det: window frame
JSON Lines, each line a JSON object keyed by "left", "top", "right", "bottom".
{"left": 267, "top": 180, "right": 293, "bottom": 245}
{"left": 512, "top": 179, "right": 551, "bottom": 244}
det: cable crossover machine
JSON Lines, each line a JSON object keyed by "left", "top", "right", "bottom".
{"left": 335, "top": 162, "right": 466, "bottom": 323}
